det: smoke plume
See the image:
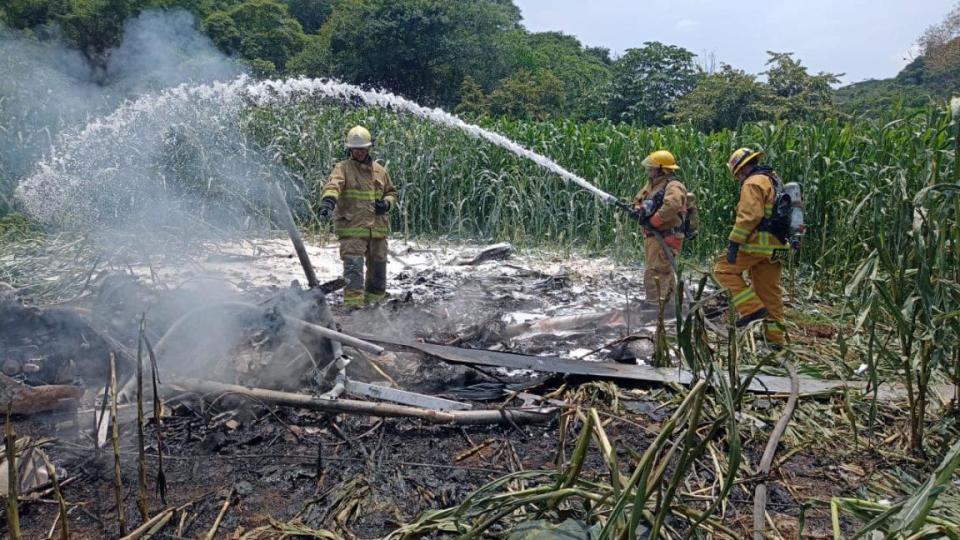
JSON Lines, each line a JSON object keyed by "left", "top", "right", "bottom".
{"left": 1, "top": 10, "right": 243, "bottom": 185}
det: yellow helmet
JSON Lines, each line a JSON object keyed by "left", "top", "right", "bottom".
{"left": 345, "top": 125, "right": 373, "bottom": 149}
{"left": 641, "top": 150, "right": 679, "bottom": 170}
{"left": 727, "top": 147, "right": 764, "bottom": 176}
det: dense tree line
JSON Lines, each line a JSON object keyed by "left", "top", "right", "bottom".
{"left": 1, "top": 0, "right": 956, "bottom": 129}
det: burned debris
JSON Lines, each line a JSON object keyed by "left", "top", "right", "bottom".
{"left": 3, "top": 233, "right": 957, "bottom": 538}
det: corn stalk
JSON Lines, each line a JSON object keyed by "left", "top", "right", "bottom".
{"left": 4, "top": 406, "right": 21, "bottom": 540}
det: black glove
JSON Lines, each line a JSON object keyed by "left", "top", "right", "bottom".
{"left": 318, "top": 197, "right": 336, "bottom": 221}
{"left": 726, "top": 241, "right": 740, "bottom": 264}
{"left": 635, "top": 199, "right": 656, "bottom": 221}
{"left": 374, "top": 198, "right": 390, "bottom": 215}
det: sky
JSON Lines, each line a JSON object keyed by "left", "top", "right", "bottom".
{"left": 513, "top": 0, "right": 956, "bottom": 85}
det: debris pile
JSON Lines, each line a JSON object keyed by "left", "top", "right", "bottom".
{"left": 2, "top": 236, "right": 956, "bottom": 538}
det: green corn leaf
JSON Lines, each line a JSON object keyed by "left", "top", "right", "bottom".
{"left": 892, "top": 437, "right": 960, "bottom": 533}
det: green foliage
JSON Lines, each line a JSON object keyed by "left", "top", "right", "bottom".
{"left": 244, "top": 56, "right": 275, "bottom": 77}
{"left": 58, "top": 0, "right": 143, "bottom": 59}
{"left": 2, "top": 0, "right": 68, "bottom": 29}
{"left": 204, "top": 0, "right": 306, "bottom": 70}
{"left": 0, "top": 169, "right": 11, "bottom": 217}
{"left": 670, "top": 65, "right": 767, "bottom": 131}
{"left": 607, "top": 41, "right": 699, "bottom": 125}
{"left": 282, "top": 0, "right": 334, "bottom": 33}
{"left": 504, "top": 31, "right": 612, "bottom": 120}
{"left": 0, "top": 213, "right": 40, "bottom": 241}
{"left": 0, "top": 0, "right": 953, "bottom": 125}
{"left": 286, "top": 34, "right": 329, "bottom": 76}
{"left": 454, "top": 75, "right": 488, "bottom": 118}
{"left": 242, "top": 100, "right": 959, "bottom": 289}
{"left": 758, "top": 51, "right": 840, "bottom": 121}
{"left": 488, "top": 69, "right": 564, "bottom": 120}
{"left": 202, "top": 10, "right": 240, "bottom": 51}
{"left": 834, "top": 78, "right": 936, "bottom": 116}
{"left": 319, "top": 0, "right": 520, "bottom": 106}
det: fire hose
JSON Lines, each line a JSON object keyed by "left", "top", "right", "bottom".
{"left": 583, "top": 189, "right": 723, "bottom": 333}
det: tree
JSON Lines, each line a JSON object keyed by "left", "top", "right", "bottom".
{"left": 58, "top": 0, "right": 143, "bottom": 62}
{"left": 607, "top": 41, "right": 698, "bottom": 125}
{"left": 758, "top": 51, "right": 839, "bottom": 121}
{"left": 283, "top": 0, "right": 335, "bottom": 33}
{"left": 319, "top": 0, "right": 520, "bottom": 106}
{"left": 286, "top": 34, "right": 330, "bottom": 77}
{"left": 670, "top": 64, "right": 768, "bottom": 131}
{"left": 488, "top": 69, "right": 564, "bottom": 120}
{"left": 203, "top": 10, "right": 240, "bottom": 52}
{"left": 454, "top": 75, "right": 489, "bottom": 117}
{"left": 203, "top": 0, "right": 306, "bottom": 70}
{"left": 2, "top": 0, "right": 69, "bottom": 29}
{"left": 917, "top": 2, "right": 960, "bottom": 94}
{"left": 503, "top": 31, "right": 612, "bottom": 120}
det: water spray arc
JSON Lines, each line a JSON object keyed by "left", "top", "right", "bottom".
{"left": 18, "top": 76, "right": 631, "bottom": 230}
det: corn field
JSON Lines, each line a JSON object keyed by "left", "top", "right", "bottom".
{"left": 1, "top": 97, "right": 958, "bottom": 537}
{"left": 248, "top": 102, "right": 958, "bottom": 287}
{"left": 247, "top": 100, "right": 960, "bottom": 455}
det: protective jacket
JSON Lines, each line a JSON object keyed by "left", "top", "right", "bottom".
{"left": 634, "top": 174, "right": 687, "bottom": 236}
{"left": 321, "top": 158, "right": 398, "bottom": 239}
{"left": 727, "top": 172, "right": 788, "bottom": 256}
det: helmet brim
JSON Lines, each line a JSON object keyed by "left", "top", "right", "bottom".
{"left": 732, "top": 151, "right": 764, "bottom": 175}
{"left": 345, "top": 142, "right": 374, "bottom": 149}
{"left": 641, "top": 157, "right": 679, "bottom": 170}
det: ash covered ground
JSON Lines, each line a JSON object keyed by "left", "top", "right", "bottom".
{"left": 1, "top": 236, "right": 856, "bottom": 539}
{"left": 0, "top": 237, "right": 664, "bottom": 538}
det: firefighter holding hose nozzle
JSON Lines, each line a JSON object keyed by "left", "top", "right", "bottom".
{"left": 633, "top": 150, "right": 691, "bottom": 314}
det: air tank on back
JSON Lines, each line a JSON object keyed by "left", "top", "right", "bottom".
{"left": 783, "top": 182, "right": 804, "bottom": 248}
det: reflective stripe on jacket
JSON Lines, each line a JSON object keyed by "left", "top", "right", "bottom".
{"left": 321, "top": 158, "right": 398, "bottom": 239}
{"left": 728, "top": 172, "right": 787, "bottom": 256}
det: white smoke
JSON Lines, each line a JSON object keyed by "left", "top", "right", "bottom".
{"left": 0, "top": 9, "right": 243, "bottom": 184}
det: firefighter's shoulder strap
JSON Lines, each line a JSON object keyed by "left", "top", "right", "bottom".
{"left": 651, "top": 178, "right": 686, "bottom": 209}
{"left": 753, "top": 166, "right": 791, "bottom": 243}
{"left": 752, "top": 166, "right": 783, "bottom": 198}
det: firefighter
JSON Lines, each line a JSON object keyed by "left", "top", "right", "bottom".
{"left": 713, "top": 147, "right": 789, "bottom": 345}
{"left": 634, "top": 150, "right": 688, "bottom": 310}
{"left": 318, "top": 126, "right": 398, "bottom": 309}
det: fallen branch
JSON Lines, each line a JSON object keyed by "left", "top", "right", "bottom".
{"left": 5, "top": 407, "right": 21, "bottom": 540}
{"left": 284, "top": 316, "right": 384, "bottom": 356}
{"left": 203, "top": 487, "right": 234, "bottom": 540}
{"left": 272, "top": 183, "right": 319, "bottom": 288}
{"left": 119, "top": 508, "right": 174, "bottom": 540}
{"left": 753, "top": 361, "right": 800, "bottom": 540}
{"left": 110, "top": 354, "right": 127, "bottom": 536}
{"left": 167, "top": 377, "right": 554, "bottom": 426}
{"left": 0, "top": 374, "right": 82, "bottom": 416}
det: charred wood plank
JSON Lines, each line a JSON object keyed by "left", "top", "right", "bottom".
{"left": 0, "top": 374, "right": 83, "bottom": 415}
{"left": 166, "top": 377, "right": 551, "bottom": 425}
{"left": 351, "top": 334, "right": 956, "bottom": 402}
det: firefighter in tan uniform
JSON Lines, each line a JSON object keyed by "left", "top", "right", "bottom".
{"left": 633, "top": 150, "right": 688, "bottom": 308}
{"left": 713, "top": 148, "right": 789, "bottom": 345}
{"left": 318, "top": 126, "right": 398, "bottom": 308}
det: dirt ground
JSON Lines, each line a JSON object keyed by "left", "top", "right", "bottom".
{"left": 12, "top": 391, "right": 857, "bottom": 539}
{"left": 0, "top": 237, "right": 932, "bottom": 538}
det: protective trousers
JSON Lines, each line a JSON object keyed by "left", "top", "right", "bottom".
{"left": 713, "top": 252, "right": 786, "bottom": 344}
{"left": 340, "top": 237, "right": 388, "bottom": 308}
{"left": 644, "top": 236, "right": 679, "bottom": 306}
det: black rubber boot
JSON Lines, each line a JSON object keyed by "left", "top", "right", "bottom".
{"left": 736, "top": 307, "right": 768, "bottom": 328}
